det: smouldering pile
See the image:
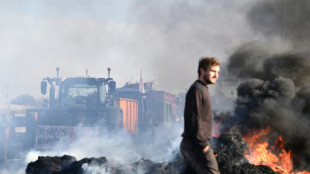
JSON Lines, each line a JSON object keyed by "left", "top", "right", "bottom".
{"left": 26, "top": 133, "right": 277, "bottom": 174}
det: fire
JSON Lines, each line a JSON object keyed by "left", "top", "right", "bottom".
{"left": 212, "top": 119, "right": 222, "bottom": 138}
{"left": 244, "top": 127, "right": 310, "bottom": 174}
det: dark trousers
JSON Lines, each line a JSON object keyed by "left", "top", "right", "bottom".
{"left": 180, "top": 138, "right": 220, "bottom": 174}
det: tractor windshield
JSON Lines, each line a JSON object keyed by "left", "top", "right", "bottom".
{"left": 68, "top": 83, "right": 97, "bottom": 98}
{"left": 59, "top": 78, "right": 105, "bottom": 107}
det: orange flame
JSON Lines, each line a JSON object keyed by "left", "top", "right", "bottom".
{"left": 212, "top": 119, "right": 222, "bottom": 138}
{"left": 243, "top": 127, "right": 310, "bottom": 174}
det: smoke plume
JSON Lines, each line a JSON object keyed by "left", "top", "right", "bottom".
{"left": 225, "top": 0, "right": 310, "bottom": 170}
{"left": 23, "top": 123, "right": 183, "bottom": 173}
{"left": 230, "top": 75, "right": 310, "bottom": 170}
{"left": 247, "top": 0, "right": 310, "bottom": 50}
{"left": 228, "top": 44, "right": 310, "bottom": 88}
{"left": 0, "top": 0, "right": 257, "bottom": 100}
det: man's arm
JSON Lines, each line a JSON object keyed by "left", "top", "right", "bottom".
{"left": 192, "top": 87, "right": 209, "bottom": 149}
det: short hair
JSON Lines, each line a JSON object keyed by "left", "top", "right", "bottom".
{"left": 198, "top": 57, "right": 220, "bottom": 75}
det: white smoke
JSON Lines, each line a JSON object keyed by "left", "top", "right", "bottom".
{"left": 0, "top": 169, "right": 24, "bottom": 174}
{"left": 21, "top": 122, "right": 182, "bottom": 173}
{"left": 82, "top": 163, "right": 113, "bottom": 174}
{"left": 0, "top": 0, "right": 260, "bottom": 101}
{"left": 0, "top": 160, "right": 26, "bottom": 174}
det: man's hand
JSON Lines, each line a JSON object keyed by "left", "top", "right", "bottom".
{"left": 203, "top": 145, "right": 209, "bottom": 153}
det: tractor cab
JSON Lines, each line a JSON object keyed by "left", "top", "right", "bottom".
{"left": 58, "top": 77, "right": 109, "bottom": 108}
{"left": 40, "top": 68, "right": 116, "bottom": 109}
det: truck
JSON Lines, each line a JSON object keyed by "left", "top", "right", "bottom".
{"left": 114, "top": 82, "right": 179, "bottom": 132}
{"left": 2, "top": 67, "right": 180, "bottom": 161}
{"left": 2, "top": 67, "right": 138, "bottom": 160}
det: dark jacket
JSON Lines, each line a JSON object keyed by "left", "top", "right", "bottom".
{"left": 181, "top": 80, "right": 213, "bottom": 150}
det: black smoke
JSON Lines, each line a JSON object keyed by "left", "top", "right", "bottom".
{"left": 224, "top": 0, "right": 310, "bottom": 171}
{"left": 230, "top": 74, "right": 310, "bottom": 170}
{"left": 247, "top": 0, "right": 310, "bottom": 49}
{"left": 228, "top": 47, "right": 310, "bottom": 88}
{"left": 226, "top": 44, "right": 310, "bottom": 170}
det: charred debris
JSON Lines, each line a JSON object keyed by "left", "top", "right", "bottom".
{"left": 26, "top": 133, "right": 277, "bottom": 174}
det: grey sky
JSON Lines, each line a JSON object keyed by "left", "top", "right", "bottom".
{"left": 0, "top": 0, "right": 261, "bottom": 101}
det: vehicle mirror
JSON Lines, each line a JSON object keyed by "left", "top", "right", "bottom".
{"left": 108, "top": 81, "right": 116, "bottom": 94}
{"left": 41, "top": 81, "right": 47, "bottom": 95}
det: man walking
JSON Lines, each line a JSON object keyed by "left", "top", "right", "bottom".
{"left": 180, "top": 57, "right": 220, "bottom": 174}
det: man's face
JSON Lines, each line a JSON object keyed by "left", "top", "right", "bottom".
{"left": 201, "top": 65, "right": 220, "bottom": 85}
